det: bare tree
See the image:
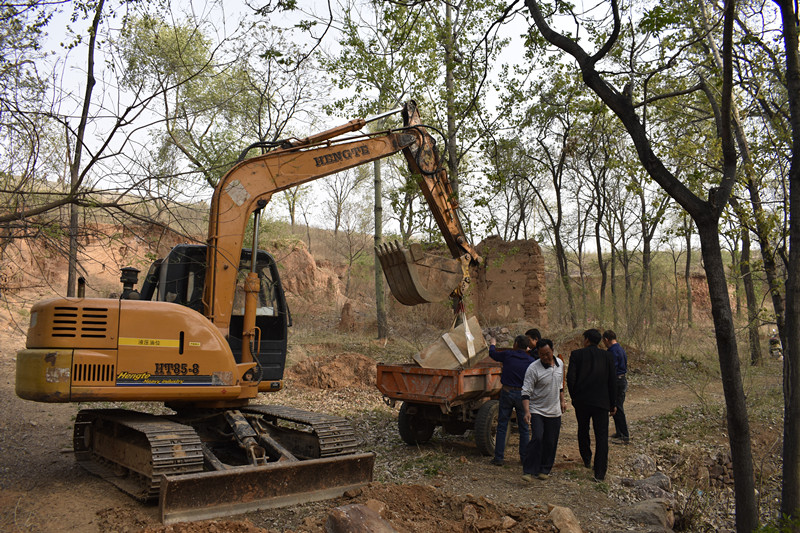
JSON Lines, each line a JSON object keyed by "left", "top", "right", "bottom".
{"left": 322, "top": 168, "right": 368, "bottom": 237}
{"left": 524, "top": 0, "right": 758, "bottom": 528}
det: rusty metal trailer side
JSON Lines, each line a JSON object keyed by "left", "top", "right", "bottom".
{"left": 376, "top": 360, "right": 502, "bottom": 407}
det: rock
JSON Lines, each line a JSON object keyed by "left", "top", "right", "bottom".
{"left": 463, "top": 503, "right": 479, "bottom": 523}
{"left": 500, "top": 516, "right": 517, "bottom": 529}
{"left": 338, "top": 301, "right": 355, "bottom": 332}
{"left": 364, "top": 499, "right": 387, "bottom": 517}
{"left": 343, "top": 488, "right": 363, "bottom": 498}
{"left": 695, "top": 465, "right": 710, "bottom": 488}
{"left": 622, "top": 472, "right": 672, "bottom": 491}
{"left": 709, "top": 464, "right": 724, "bottom": 477}
{"left": 325, "top": 503, "right": 398, "bottom": 533}
{"left": 631, "top": 454, "right": 657, "bottom": 476}
{"left": 621, "top": 473, "right": 675, "bottom": 506}
{"left": 627, "top": 498, "right": 675, "bottom": 529}
{"left": 548, "top": 505, "right": 582, "bottom": 533}
{"left": 634, "top": 484, "right": 675, "bottom": 502}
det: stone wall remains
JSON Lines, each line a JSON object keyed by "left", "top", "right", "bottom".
{"left": 468, "top": 236, "right": 547, "bottom": 328}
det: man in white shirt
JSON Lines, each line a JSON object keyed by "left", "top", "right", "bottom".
{"left": 521, "top": 339, "right": 566, "bottom": 481}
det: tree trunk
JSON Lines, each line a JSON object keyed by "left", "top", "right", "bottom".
{"left": 611, "top": 244, "right": 618, "bottom": 329}
{"left": 751, "top": 183, "right": 787, "bottom": 357}
{"left": 67, "top": 205, "right": 78, "bottom": 297}
{"left": 374, "top": 159, "right": 388, "bottom": 339}
{"left": 554, "top": 236, "right": 578, "bottom": 329}
{"left": 444, "top": 1, "right": 458, "bottom": 198}
{"left": 638, "top": 235, "right": 651, "bottom": 329}
{"left": 731, "top": 241, "right": 742, "bottom": 318}
{"left": 66, "top": 0, "right": 104, "bottom": 297}
{"left": 596, "top": 226, "right": 607, "bottom": 315}
{"left": 740, "top": 225, "right": 762, "bottom": 365}
{"left": 696, "top": 220, "right": 758, "bottom": 531}
{"left": 637, "top": 190, "right": 649, "bottom": 317}
{"left": 684, "top": 217, "right": 693, "bottom": 326}
{"left": 621, "top": 247, "right": 631, "bottom": 332}
{"left": 777, "top": 0, "right": 800, "bottom": 519}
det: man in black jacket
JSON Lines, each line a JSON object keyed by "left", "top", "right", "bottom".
{"left": 566, "top": 328, "right": 617, "bottom": 481}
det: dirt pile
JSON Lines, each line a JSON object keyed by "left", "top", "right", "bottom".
{"left": 266, "top": 240, "right": 344, "bottom": 303}
{"left": 1, "top": 225, "right": 348, "bottom": 305}
{"left": 286, "top": 352, "right": 376, "bottom": 389}
{"left": 138, "top": 483, "right": 555, "bottom": 533}
{"left": 1, "top": 223, "right": 190, "bottom": 300}
{"left": 141, "top": 519, "right": 267, "bottom": 533}
{"left": 689, "top": 273, "right": 737, "bottom": 319}
{"left": 321, "top": 483, "right": 555, "bottom": 533}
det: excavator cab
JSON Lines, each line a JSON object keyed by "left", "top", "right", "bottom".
{"left": 140, "top": 244, "right": 290, "bottom": 384}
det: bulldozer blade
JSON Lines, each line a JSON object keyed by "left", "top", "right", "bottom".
{"left": 159, "top": 452, "right": 375, "bottom": 524}
{"left": 376, "top": 241, "right": 467, "bottom": 305}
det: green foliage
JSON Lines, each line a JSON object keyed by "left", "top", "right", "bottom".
{"left": 639, "top": 5, "right": 683, "bottom": 35}
{"left": 114, "top": 8, "right": 323, "bottom": 193}
{"left": 592, "top": 479, "right": 609, "bottom": 493}
{"left": 754, "top": 515, "right": 800, "bottom": 533}
{"left": 401, "top": 451, "right": 449, "bottom": 478}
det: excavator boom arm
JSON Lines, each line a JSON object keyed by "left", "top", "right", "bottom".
{"left": 205, "top": 131, "right": 415, "bottom": 332}
{"left": 204, "top": 101, "right": 480, "bottom": 334}
{"left": 400, "top": 101, "right": 478, "bottom": 262}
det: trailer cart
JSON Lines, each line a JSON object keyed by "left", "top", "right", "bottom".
{"left": 376, "top": 359, "right": 504, "bottom": 455}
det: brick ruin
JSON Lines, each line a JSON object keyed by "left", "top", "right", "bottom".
{"left": 468, "top": 235, "right": 547, "bottom": 329}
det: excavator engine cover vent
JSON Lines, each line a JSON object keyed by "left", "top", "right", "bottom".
{"left": 51, "top": 306, "right": 110, "bottom": 339}
{"left": 73, "top": 363, "right": 115, "bottom": 384}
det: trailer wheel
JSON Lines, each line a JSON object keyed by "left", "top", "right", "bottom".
{"left": 474, "top": 400, "right": 501, "bottom": 456}
{"left": 398, "top": 402, "right": 435, "bottom": 445}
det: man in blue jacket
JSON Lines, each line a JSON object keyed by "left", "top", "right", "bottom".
{"left": 566, "top": 328, "right": 616, "bottom": 481}
{"left": 603, "top": 329, "right": 629, "bottom": 444}
{"left": 488, "top": 335, "right": 535, "bottom": 467}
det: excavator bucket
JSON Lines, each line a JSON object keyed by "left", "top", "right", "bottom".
{"left": 376, "top": 241, "right": 468, "bottom": 305}
{"left": 159, "top": 452, "right": 375, "bottom": 524}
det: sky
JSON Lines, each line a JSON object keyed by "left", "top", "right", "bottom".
{"left": 33, "top": 0, "right": 537, "bottom": 239}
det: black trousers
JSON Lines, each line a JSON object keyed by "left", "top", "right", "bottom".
{"left": 574, "top": 404, "right": 610, "bottom": 480}
{"left": 523, "top": 414, "right": 561, "bottom": 475}
{"left": 612, "top": 375, "right": 630, "bottom": 439}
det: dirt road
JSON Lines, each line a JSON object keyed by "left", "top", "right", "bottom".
{"left": 1, "top": 330, "right": 731, "bottom": 533}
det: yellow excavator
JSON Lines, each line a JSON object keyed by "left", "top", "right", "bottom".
{"left": 15, "top": 101, "right": 480, "bottom": 523}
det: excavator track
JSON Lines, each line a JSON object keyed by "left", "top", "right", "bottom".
{"left": 241, "top": 404, "right": 360, "bottom": 457}
{"left": 73, "top": 409, "right": 204, "bottom": 501}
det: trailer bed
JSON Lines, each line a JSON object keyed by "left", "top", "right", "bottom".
{"left": 376, "top": 359, "right": 502, "bottom": 407}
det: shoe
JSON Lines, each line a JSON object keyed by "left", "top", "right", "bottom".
{"left": 490, "top": 458, "right": 504, "bottom": 466}
{"left": 583, "top": 460, "right": 591, "bottom": 469}
{"left": 611, "top": 432, "right": 620, "bottom": 439}
{"left": 536, "top": 473, "right": 549, "bottom": 480}
{"left": 593, "top": 476, "right": 605, "bottom": 482}
{"left": 611, "top": 437, "right": 630, "bottom": 445}
{"left": 521, "top": 474, "right": 533, "bottom": 482}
